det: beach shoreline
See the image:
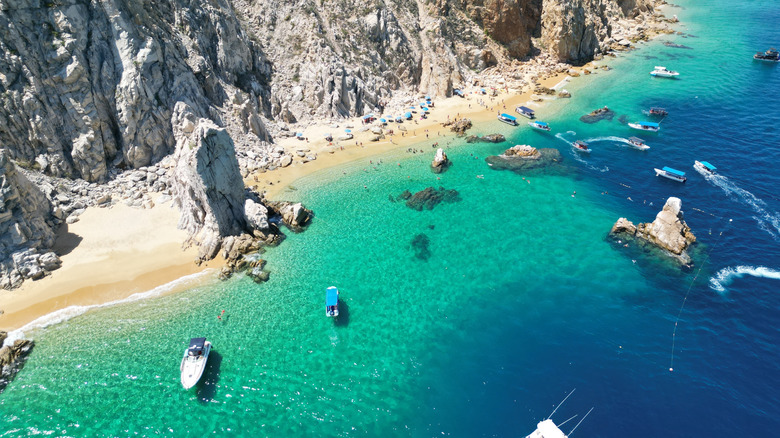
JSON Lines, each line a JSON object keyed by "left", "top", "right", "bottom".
{"left": 0, "top": 69, "right": 580, "bottom": 334}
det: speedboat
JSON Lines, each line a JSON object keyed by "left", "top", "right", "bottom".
{"left": 694, "top": 160, "right": 717, "bottom": 174}
{"left": 754, "top": 48, "right": 780, "bottom": 62}
{"left": 498, "top": 113, "right": 518, "bottom": 126}
{"left": 644, "top": 107, "right": 668, "bottom": 116}
{"left": 181, "top": 337, "right": 211, "bottom": 389}
{"left": 650, "top": 66, "right": 679, "bottom": 78}
{"left": 628, "top": 136, "right": 650, "bottom": 150}
{"left": 628, "top": 121, "right": 660, "bottom": 133}
{"left": 326, "top": 286, "right": 339, "bottom": 317}
{"left": 655, "top": 166, "right": 687, "bottom": 182}
{"left": 573, "top": 140, "right": 591, "bottom": 153}
{"left": 515, "top": 105, "right": 536, "bottom": 119}
{"left": 528, "top": 121, "right": 551, "bottom": 132}
{"left": 526, "top": 389, "right": 593, "bottom": 438}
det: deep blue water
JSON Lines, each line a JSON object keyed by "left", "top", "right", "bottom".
{"left": 1, "top": 1, "right": 779, "bottom": 436}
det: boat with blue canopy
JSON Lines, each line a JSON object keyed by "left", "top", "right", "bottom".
{"left": 694, "top": 160, "right": 717, "bottom": 174}
{"left": 498, "top": 113, "right": 518, "bottom": 126}
{"left": 654, "top": 166, "right": 687, "bottom": 182}
{"left": 628, "top": 121, "right": 660, "bottom": 132}
{"left": 528, "top": 121, "right": 551, "bottom": 132}
{"left": 326, "top": 286, "right": 339, "bottom": 317}
{"left": 628, "top": 136, "right": 650, "bottom": 150}
{"left": 573, "top": 140, "right": 591, "bottom": 153}
{"left": 515, "top": 105, "right": 535, "bottom": 119}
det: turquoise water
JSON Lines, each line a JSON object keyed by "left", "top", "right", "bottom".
{"left": 3, "top": 1, "right": 780, "bottom": 436}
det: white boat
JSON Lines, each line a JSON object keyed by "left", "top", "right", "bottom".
{"left": 628, "top": 136, "right": 650, "bottom": 150}
{"left": 498, "top": 113, "right": 519, "bottom": 126}
{"left": 694, "top": 160, "right": 717, "bottom": 174}
{"left": 526, "top": 389, "right": 593, "bottom": 438}
{"left": 180, "top": 337, "right": 211, "bottom": 389}
{"left": 573, "top": 140, "right": 591, "bottom": 153}
{"left": 655, "top": 166, "right": 687, "bottom": 182}
{"left": 528, "top": 121, "right": 551, "bottom": 132}
{"left": 650, "top": 66, "right": 679, "bottom": 78}
{"left": 628, "top": 121, "right": 660, "bottom": 133}
{"left": 754, "top": 48, "right": 780, "bottom": 62}
{"left": 516, "top": 105, "right": 536, "bottom": 119}
{"left": 326, "top": 286, "right": 339, "bottom": 317}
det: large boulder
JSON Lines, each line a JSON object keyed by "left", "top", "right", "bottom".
{"left": 0, "top": 334, "right": 34, "bottom": 392}
{"left": 485, "top": 146, "right": 562, "bottom": 172}
{"left": 431, "top": 148, "right": 451, "bottom": 174}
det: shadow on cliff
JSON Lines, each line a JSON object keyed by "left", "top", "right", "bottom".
{"left": 196, "top": 350, "right": 222, "bottom": 404}
{"left": 52, "top": 224, "right": 83, "bottom": 257}
{"left": 334, "top": 300, "right": 350, "bottom": 327}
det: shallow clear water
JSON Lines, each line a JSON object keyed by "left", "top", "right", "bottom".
{"left": 2, "top": 1, "right": 780, "bottom": 436}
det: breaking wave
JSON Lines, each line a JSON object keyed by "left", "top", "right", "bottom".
{"left": 709, "top": 265, "right": 780, "bottom": 293}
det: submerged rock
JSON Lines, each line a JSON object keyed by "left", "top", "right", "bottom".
{"left": 411, "top": 233, "right": 431, "bottom": 261}
{"left": 431, "top": 148, "right": 451, "bottom": 174}
{"left": 402, "top": 187, "right": 461, "bottom": 211}
{"left": 465, "top": 134, "right": 506, "bottom": 144}
{"left": 610, "top": 197, "right": 697, "bottom": 266}
{"left": 485, "top": 146, "right": 563, "bottom": 173}
{"left": 579, "top": 106, "right": 615, "bottom": 123}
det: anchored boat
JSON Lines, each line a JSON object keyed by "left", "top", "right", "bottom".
{"left": 326, "top": 286, "right": 339, "bottom": 317}
{"left": 643, "top": 107, "right": 668, "bottom": 116}
{"left": 694, "top": 160, "right": 717, "bottom": 174}
{"left": 628, "top": 136, "right": 650, "bottom": 150}
{"left": 528, "top": 121, "right": 551, "bottom": 132}
{"left": 754, "top": 48, "right": 779, "bottom": 62}
{"left": 628, "top": 121, "right": 660, "bottom": 133}
{"left": 650, "top": 66, "right": 680, "bottom": 78}
{"left": 573, "top": 140, "right": 591, "bottom": 153}
{"left": 180, "top": 337, "right": 211, "bottom": 390}
{"left": 655, "top": 166, "right": 687, "bottom": 182}
{"left": 498, "top": 113, "right": 519, "bottom": 126}
{"left": 515, "top": 105, "right": 536, "bottom": 119}
{"left": 526, "top": 389, "right": 594, "bottom": 438}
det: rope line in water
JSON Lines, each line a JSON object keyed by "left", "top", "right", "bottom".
{"left": 669, "top": 218, "right": 732, "bottom": 372}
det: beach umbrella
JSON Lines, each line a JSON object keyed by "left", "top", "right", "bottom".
{"left": 345, "top": 129, "right": 351, "bottom": 133}
{"left": 425, "top": 95, "right": 431, "bottom": 100}
{"left": 379, "top": 118, "right": 387, "bottom": 123}
{"left": 408, "top": 106, "right": 415, "bottom": 110}
{"left": 324, "top": 133, "right": 332, "bottom": 137}
{"left": 296, "top": 132, "right": 304, "bottom": 137}
{"left": 421, "top": 107, "right": 429, "bottom": 112}
{"left": 404, "top": 112, "right": 412, "bottom": 119}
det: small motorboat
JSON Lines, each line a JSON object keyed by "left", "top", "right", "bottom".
{"left": 628, "top": 121, "right": 660, "bottom": 133}
{"left": 644, "top": 107, "right": 668, "bottom": 116}
{"left": 326, "top": 286, "right": 339, "bottom": 317}
{"left": 181, "top": 337, "right": 211, "bottom": 390}
{"left": 498, "top": 113, "right": 518, "bottom": 126}
{"left": 655, "top": 166, "right": 687, "bottom": 182}
{"left": 694, "top": 160, "right": 717, "bottom": 174}
{"left": 628, "top": 136, "right": 650, "bottom": 150}
{"left": 528, "top": 121, "right": 551, "bottom": 132}
{"left": 754, "top": 48, "right": 780, "bottom": 62}
{"left": 573, "top": 140, "right": 591, "bottom": 153}
{"left": 650, "top": 66, "right": 680, "bottom": 78}
{"left": 515, "top": 105, "right": 536, "bottom": 119}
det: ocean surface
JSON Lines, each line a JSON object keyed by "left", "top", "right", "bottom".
{"left": 2, "top": 1, "right": 779, "bottom": 436}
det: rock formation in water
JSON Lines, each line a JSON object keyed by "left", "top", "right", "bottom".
{"left": 610, "top": 197, "right": 697, "bottom": 265}
{"left": 580, "top": 106, "right": 615, "bottom": 123}
{"left": 0, "top": 331, "right": 34, "bottom": 391}
{"left": 402, "top": 187, "right": 461, "bottom": 211}
{"left": 466, "top": 134, "right": 506, "bottom": 144}
{"left": 485, "top": 144, "right": 562, "bottom": 172}
{"left": 431, "top": 148, "right": 451, "bottom": 174}
{"left": 0, "top": 151, "right": 59, "bottom": 289}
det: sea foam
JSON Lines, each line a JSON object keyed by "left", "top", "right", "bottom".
{"left": 709, "top": 265, "right": 780, "bottom": 293}
{"left": 2, "top": 269, "right": 217, "bottom": 347}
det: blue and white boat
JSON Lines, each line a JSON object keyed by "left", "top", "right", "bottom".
{"left": 326, "top": 286, "right": 339, "bottom": 317}
{"left": 628, "top": 136, "right": 650, "bottom": 150}
{"left": 655, "top": 166, "right": 687, "bottom": 182}
{"left": 628, "top": 121, "right": 660, "bottom": 132}
{"left": 180, "top": 337, "right": 211, "bottom": 390}
{"left": 694, "top": 160, "right": 717, "bottom": 174}
{"left": 528, "top": 121, "right": 551, "bottom": 132}
{"left": 515, "top": 105, "right": 536, "bottom": 119}
{"left": 650, "top": 66, "right": 679, "bottom": 78}
{"left": 498, "top": 113, "right": 518, "bottom": 126}
{"left": 573, "top": 140, "right": 591, "bottom": 153}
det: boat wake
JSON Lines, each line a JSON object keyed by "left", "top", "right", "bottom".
{"left": 2, "top": 270, "right": 217, "bottom": 348}
{"left": 555, "top": 132, "right": 609, "bottom": 172}
{"left": 709, "top": 265, "right": 780, "bottom": 293}
{"left": 584, "top": 136, "right": 634, "bottom": 148}
{"left": 696, "top": 170, "right": 780, "bottom": 241}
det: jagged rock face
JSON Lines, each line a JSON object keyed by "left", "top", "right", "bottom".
{"left": 461, "top": 0, "right": 542, "bottom": 58}
{"left": 0, "top": 151, "right": 60, "bottom": 289}
{"left": 0, "top": 333, "right": 34, "bottom": 392}
{"left": 170, "top": 103, "right": 248, "bottom": 261}
{"left": 0, "top": 0, "right": 270, "bottom": 182}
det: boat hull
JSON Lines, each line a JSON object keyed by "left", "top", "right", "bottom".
{"left": 694, "top": 161, "right": 716, "bottom": 174}
{"left": 180, "top": 342, "right": 211, "bottom": 389}
{"left": 628, "top": 123, "right": 659, "bottom": 133}
{"left": 654, "top": 168, "right": 687, "bottom": 183}
{"left": 528, "top": 122, "right": 550, "bottom": 131}
{"left": 498, "top": 118, "right": 518, "bottom": 126}
{"left": 629, "top": 142, "right": 650, "bottom": 150}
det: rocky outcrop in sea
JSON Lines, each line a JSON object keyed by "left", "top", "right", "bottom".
{"left": 396, "top": 187, "right": 461, "bottom": 211}
{"left": 485, "top": 145, "right": 563, "bottom": 173}
{"left": 466, "top": 134, "right": 506, "bottom": 144}
{"left": 0, "top": 331, "right": 33, "bottom": 391}
{"left": 580, "top": 106, "right": 615, "bottom": 123}
{"left": 431, "top": 148, "right": 451, "bottom": 174}
{"left": 610, "top": 197, "right": 697, "bottom": 266}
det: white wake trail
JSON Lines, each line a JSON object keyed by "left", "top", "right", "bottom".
{"left": 709, "top": 265, "right": 780, "bottom": 293}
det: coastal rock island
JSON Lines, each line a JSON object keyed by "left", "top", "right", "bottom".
{"left": 610, "top": 197, "right": 697, "bottom": 265}
{"left": 431, "top": 148, "right": 451, "bottom": 174}
{"left": 485, "top": 145, "right": 563, "bottom": 172}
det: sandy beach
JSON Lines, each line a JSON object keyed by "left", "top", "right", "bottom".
{"left": 0, "top": 70, "right": 576, "bottom": 333}
{"left": 0, "top": 196, "right": 220, "bottom": 331}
